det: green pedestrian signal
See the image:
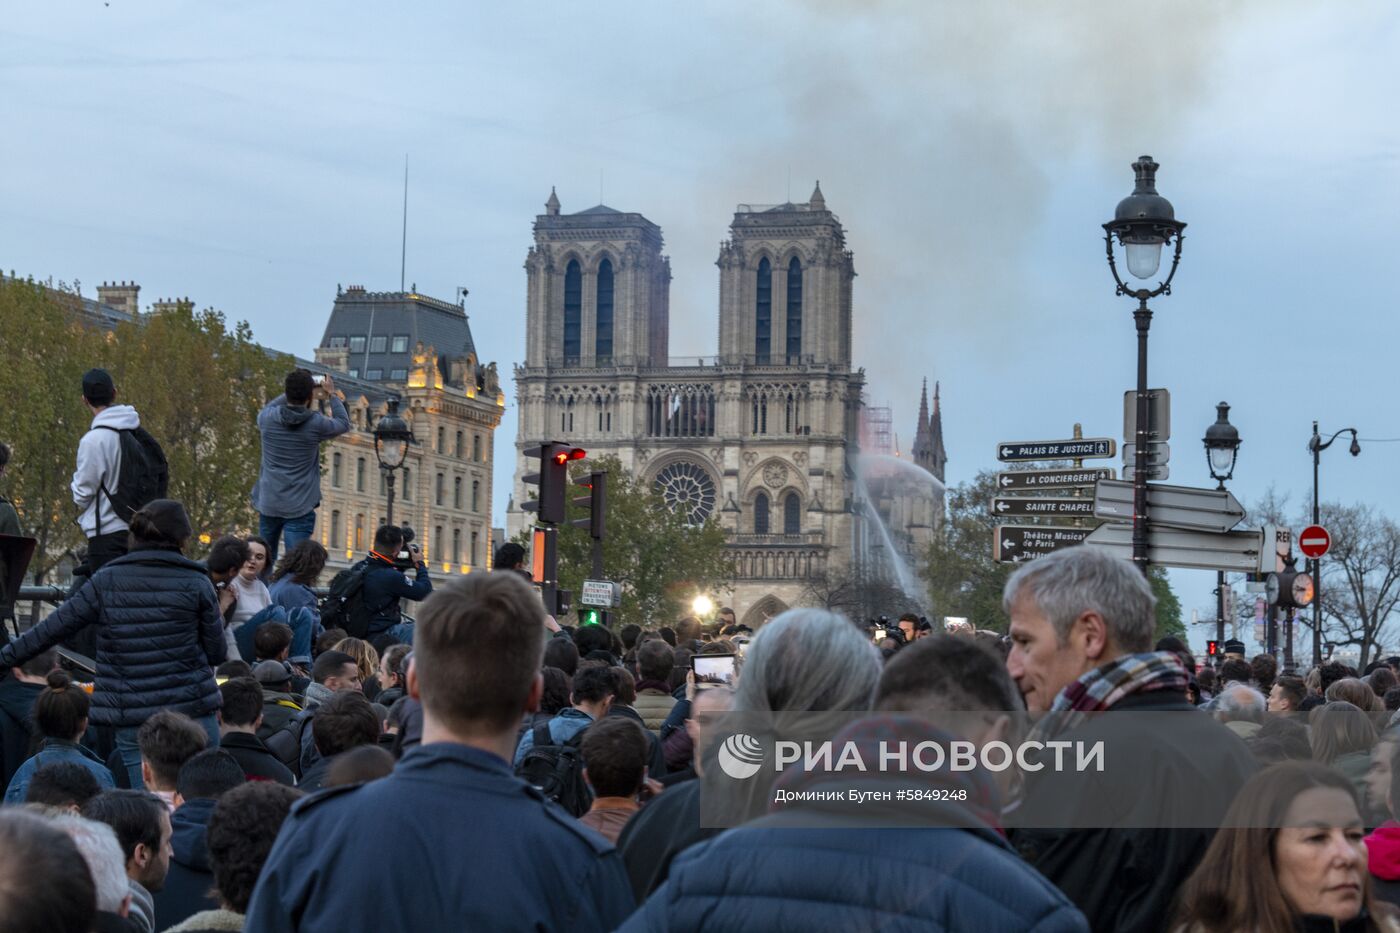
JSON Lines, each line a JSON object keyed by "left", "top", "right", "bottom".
{"left": 580, "top": 609, "right": 603, "bottom": 626}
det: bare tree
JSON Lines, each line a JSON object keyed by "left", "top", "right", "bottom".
{"left": 1314, "top": 502, "right": 1400, "bottom": 669}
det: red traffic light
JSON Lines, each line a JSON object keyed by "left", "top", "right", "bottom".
{"left": 553, "top": 447, "right": 587, "bottom": 466}
{"left": 1206, "top": 640, "right": 1219, "bottom": 657}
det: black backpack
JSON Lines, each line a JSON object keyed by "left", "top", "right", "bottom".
{"left": 515, "top": 722, "right": 593, "bottom": 817}
{"left": 320, "top": 560, "right": 375, "bottom": 638}
{"left": 96, "top": 425, "right": 168, "bottom": 532}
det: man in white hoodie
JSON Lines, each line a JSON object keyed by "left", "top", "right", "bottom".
{"left": 72, "top": 368, "right": 142, "bottom": 574}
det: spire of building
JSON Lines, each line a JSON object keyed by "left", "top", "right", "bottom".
{"left": 545, "top": 186, "right": 561, "bottom": 216}
{"left": 930, "top": 380, "right": 947, "bottom": 482}
{"left": 912, "top": 378, "right": 935, "bottom": 472}
{"left": 809, "top": 180, "right": 825, "bottom": 211}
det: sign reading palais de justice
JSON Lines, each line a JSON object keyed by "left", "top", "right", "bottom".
{"left": 997, "top": 438, "right": 1116, "bottom": 462}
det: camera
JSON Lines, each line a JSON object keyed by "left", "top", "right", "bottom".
{"left": 393, "top": 525, "right": 417, "bottom": 570}
{"left": 311, "top": 374, "right": 326, "bottom": 387}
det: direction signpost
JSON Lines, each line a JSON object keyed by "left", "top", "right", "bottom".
{"left": 997, "top": 438, "right": 1116, "bottom": 462}
{"left": 995, "top": 468, "right": 1115, "bottom": 491}
{"left": 993, "top": 497, "right": 1097, "bottom": 518}
{"left": 1093, "top": 480, "right": 1245, "bottom": 533}
{"left": 1084, "top": 523, "right": 1271, "bottom": 573}
{"left": 994, "top": 526, "right": 1094, "bottom": 562}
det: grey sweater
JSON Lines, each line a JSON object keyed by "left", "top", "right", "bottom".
{"left": 251, "top": 395, "right": 349, "bottom": 518}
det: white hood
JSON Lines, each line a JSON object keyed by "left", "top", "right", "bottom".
{"left": 72, "top": 405, "right": 143, "bottom": 538}
{"left": 90, "top": 405, "right": 141, "bottom": 431}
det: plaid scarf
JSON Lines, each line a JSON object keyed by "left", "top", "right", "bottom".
{"left": 1052, "top": 650, "right": 1190, "bottom": 712}
{"left": 1007, "top": 651, "right": 1190, "bottom": 817}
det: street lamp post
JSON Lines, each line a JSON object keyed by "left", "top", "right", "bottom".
{"left": 1308, "top": 422, "right": 1360, "bottom": 668}
{"left": 1104, "top": 155, "right": 1187, "bottom": 577}
{"left": 1203, "top": 402, "right": 1241, "bottom": 658}
{"left": 373, "top": 398, "right": 415, "bottom": 527}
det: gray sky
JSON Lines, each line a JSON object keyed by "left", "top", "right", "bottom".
{"left": 5, "top": 1, "right": 1398, "bottom": 651}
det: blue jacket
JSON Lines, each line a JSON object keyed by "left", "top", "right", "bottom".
{"left": 154, "top": 797, "right": 219, "bottom": 933}
{"left": 269, "top": 577, "right": 320, "bottom": 622}
{"left": 0, "top": 550, "right": 225, "bottom": 727}
{"left": 620, "top": 713, "right": 1088, "bottom": 933}
{"left": 4, "top": 738, "right": 116, "bottom": 803}
{"left": 244, "top": 742, "right": 634, "bottom": 932}
{"left": 360, "top": 554, "right": 432, "bottom": 636}
{"left": 513, "top": 707, "right": 594, "bottom": 766}
{"left": 619, "top": 819, "right": 1088, "bottom": 933}
{"left": 251, "top": 394, "right": 349, "bottom": 519}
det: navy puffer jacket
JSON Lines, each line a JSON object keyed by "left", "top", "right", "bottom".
{"left": 0, "top": 550, "right": 225, "bottom": 727}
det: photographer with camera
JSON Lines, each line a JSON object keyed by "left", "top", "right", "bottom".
{"left": 252, "top": 369, "right": 349, "bottom": 571}
{"left": 360, "top": 525, "right": 431, "bottom": 645}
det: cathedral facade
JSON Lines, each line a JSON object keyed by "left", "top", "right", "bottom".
{"left": 507, "top": 185, "right": 942, "bottom": 627}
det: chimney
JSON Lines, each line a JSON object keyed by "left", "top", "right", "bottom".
{"left": 96, "top": 280, "right": 140, "bottom": 318}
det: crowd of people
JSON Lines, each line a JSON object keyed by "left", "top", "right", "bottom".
{"left": 6, "top": 368, "right": 1400, "bottom": 930}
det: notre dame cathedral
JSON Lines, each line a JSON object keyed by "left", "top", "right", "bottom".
{"left": 506, "top": 184, "right": 945, "bottom": 627}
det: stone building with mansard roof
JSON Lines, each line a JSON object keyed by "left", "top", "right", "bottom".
{"left": 310, "top": 286, "right": 504, "bottom": 576}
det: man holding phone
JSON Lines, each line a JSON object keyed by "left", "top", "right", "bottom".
{"left": 360, "top": 525, "right": 432, "bottom": 645}
{"left": 252, "top": 369, "right": 350, "bottom": 570}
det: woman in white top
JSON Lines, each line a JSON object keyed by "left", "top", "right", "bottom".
{"left": 225, "top": 536, "right": 272, "bottom": 657}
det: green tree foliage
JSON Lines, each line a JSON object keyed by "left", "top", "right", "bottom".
{"left": 0, "top": 277, "right": 100, "bottom": 583}
{"left": 100, "top": 300, "right": 290, "bottom": 545}
{"left": 549, "top": 455, "right": 730, "bottom": 631}
{"left": 1150, "top": 568, "right": 1185, "bottom": 642}
{"left": 922, "top": 469, "right": 1016, "bottom": 631}
{"left": 0, "top": 279, "right": 291, "bottom": 589}
{"left": 922, "top": 466, "right": 1185, "bottom": 638}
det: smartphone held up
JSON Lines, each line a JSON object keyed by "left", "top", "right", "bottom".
{"left": 691, "top": 653, "right": 737, "bottom": 690}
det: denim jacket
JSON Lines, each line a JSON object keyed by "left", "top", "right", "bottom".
{"left": 4, "top": 737, "right": 116, "bottom": 803}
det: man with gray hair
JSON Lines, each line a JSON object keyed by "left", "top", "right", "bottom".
{"left": 1214, "top": 682, "right": 1267, "bottom": 740}
{"left": 1003, "top": 546, "right": 1255, "bottom": 933}
{"left": 50, "top": 812, "right": 134, "bottom": 927}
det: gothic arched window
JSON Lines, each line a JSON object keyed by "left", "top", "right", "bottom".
{"left": 563, "top": 259, "right": 582, "bottom": 363}
{"left": 596, "top": 259, "right": 614, "bottom": 363}
{"left": 786, "top": 257, "right": 802, "bottom": 361}
{"left": 784, "top": 492, "right": 801, "bottom": 535}
{"left": 754, "top": 492, "right": 770, "bottom": 535}
{"left": 755, "top": 258, "right": 771, "bottom": 363}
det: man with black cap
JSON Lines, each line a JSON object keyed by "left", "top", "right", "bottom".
{"left": 72, "top": 368, "right": 142, "bottom": 574}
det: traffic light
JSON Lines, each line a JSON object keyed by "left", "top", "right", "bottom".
{"left": 580, "top": 608, "right": 603, "bottom": 626}
{"left": 1206, "top": 640, "right": 1219, "bottom": 658}
{"left": 571, "top": 471, "right": 608, "bottom": 539}
{"left": 555, "top": 589, "right": 573, "bottom": 617}
{"left": 522, "top": 442, "right": 587, "bottom": 524}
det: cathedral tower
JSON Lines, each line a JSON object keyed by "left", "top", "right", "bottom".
{"left": 524, "top": 189, "right": 671, "bottom": 369}
{"left": 716, "top": 182, "right": 855, "bottom": 368}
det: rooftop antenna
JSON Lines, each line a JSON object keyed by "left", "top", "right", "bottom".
{"left": 400, "top": 154, "right": 409, "bottom": 293}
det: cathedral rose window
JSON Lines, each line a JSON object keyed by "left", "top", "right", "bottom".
{"left": 655, "top": 462, "right": 717, "bottom": 526}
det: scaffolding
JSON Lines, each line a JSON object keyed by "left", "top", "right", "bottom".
{"left": 861, "top": 403, "right": 894, "bottom": 458}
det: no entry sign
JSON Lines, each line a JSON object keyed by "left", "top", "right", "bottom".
{"left": 1299, "top": 525, "right": 1331, "bottom": 560}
